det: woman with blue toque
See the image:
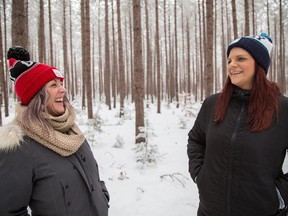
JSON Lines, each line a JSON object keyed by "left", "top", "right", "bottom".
{"left": 187, "top": 33, "right": 288, "bottom": 216}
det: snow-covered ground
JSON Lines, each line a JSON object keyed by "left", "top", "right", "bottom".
{"left": 77, "top": 102, "right": 200, "bottom": 216}
{"left": 4, "top": 99, "right": 288, "bottom": 216}
{"left": 80, "top": 101, "right": 288, "bottom": 216}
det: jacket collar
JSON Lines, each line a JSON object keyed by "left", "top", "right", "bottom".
{"left": 232, "top": 86, "right": 251, "bottom": 101}
{"left": 0, "top": 122, "right": 24, "bottom": 152}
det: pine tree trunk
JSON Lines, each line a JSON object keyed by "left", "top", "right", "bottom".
{"left": 163, "top": 0, "right": 169, "bottom": 101}
{"left": 111, "top": 0, "right": 117, "bottom": 109}
{"left": 133, "top": 0, "right": 145, "bottom": 144}
{"left": 117, "top": 0, "right": 126, "bottom": 117}
{"left": 38, "top": 0, "right": 45, "bottom": 63}
{"left": 48, "top": 0, "right": 54, "bottom": 66}
{"left": 0, "top": 17, "right": 5, "bottom": 125}
{"left": 98, "top": 0, "right": 103, "bottom": 101}
{"left": 1, "top": 0, "right": 9, "bottom": 118}
{"left": 174, "top": 0, "right": 179, "bottom": 108}
{"left": 81, "top": 0, "right": 86, "bottom": 109}
{"left": 83, "top": 0, "right": 93, "bottom": 119}
{"left": 204, "top": 0, "right": 214, "bottom": 97}
{"left": 104, "top": 0, "right": 111, "bottom": 109}
{"left": 231, "top": 0, "right": 238, "bottom": 39}
{"left": 244, "top": 0, "right": 250, "bottom": 35}
{"left": 155, "top": 0, "right": 161, "bottom": 113}
{"left": 279, "top": 0, "right": 286, "bottom": 93}
{"left": 12, "top": 0, "right": 28, "bottom": 47}
{"left": 62, "top": 0, "right": 70, "bottom": 94}
{"left": 69, "top": 3, "right": 75, "bottom": 99}
{"left": 144, "top": 0, "right": 152, "bottom": 107}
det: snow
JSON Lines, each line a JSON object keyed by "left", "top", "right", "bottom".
{"left": 4, "top": 99, "right": 288, "bottom": 216}
{"left": 80, "top": 101, "right": 288, "bottom": 216}
{"left": 77, "top": 102, "right": 200, "bottom": 216}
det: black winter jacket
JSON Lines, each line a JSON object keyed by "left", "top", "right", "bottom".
{"left": 187, "top": 91, "right": 288, "bottom": 216}
{"left": 0, "top": 123, "right": 109, "bottom": 216}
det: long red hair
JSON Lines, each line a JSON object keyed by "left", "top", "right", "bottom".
{"left": 214, "top": 65, "right": 281, "bottom": 132}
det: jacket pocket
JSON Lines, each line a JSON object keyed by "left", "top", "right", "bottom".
{"left": 100, "top": 180, "right": 110, "bottom": 202}
{"left": 196, "top": 166, "right": 204, "bottom": 186}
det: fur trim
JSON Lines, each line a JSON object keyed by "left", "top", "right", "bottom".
{"left": 0, "top": 122, "right": 24, "bottom": 152}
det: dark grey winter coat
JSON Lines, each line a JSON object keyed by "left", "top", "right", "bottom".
{"left": 0, "top": 123, "right": 109, "bottom": 216}
{"left": 187, "top": 90, "right": 288, "bottom": 216}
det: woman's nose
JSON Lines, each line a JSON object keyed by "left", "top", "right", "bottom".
{"left": 229, "top": 59, "right": 239, "bottom": 67}
{"left": 59, "top": 86, "right": 67, "bottom": 93}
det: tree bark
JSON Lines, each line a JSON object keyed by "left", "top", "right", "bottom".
{"left": 38, "top": 0, "right": 45, "bottom": 63}
{"left": 84, "top": 0, "right": 93, "bottom": 119}
{"left": 111, "top": 0, "right": 117, "bottom": 109}
{"left": 133, "top": 0, "right": 145, "bottom": 144}
{"left": 231, "top": 0, "right": 238, "bottom": 39}
{"left": 174, "top": 0, "right": 179, "bottom": 108}
{"left": 1, "top": 0, "right": 9, "bottom": 118}
{"left": 104, "top": 0, "right": 111, "bottom": 109}
{"left": 117, "top": 0, "right": 126, "bottom": 117}
{"left": 155, "top": 0, "right": 161, "bottom": 113}
{"left": 204, "top": 0, "right": 214, "bottom": 97}
{"left": 62, "top": 0, "right": 70, "bottom": 93}
{"left": 48, "top": 0, "right": 54, "bottom": 66}
{"left": 0, "top": 15, "right": 5, "bottom": 125}
{"left": 11, "top": 0, "right": 28, "bottom": 47}
{"left": 244, "top": 0, "right": 250, "bottom": 35}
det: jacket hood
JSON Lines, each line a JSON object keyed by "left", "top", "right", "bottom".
{"left": 0, "top": 122, "right": 24, "bottom": 152}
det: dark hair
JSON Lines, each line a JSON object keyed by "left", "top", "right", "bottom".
{"left": 214, "top": 65, "right": 281, "bottom": 132}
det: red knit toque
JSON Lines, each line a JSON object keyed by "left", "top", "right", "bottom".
{"left": 8, "top": 58, "right": 64, "bottom": 105}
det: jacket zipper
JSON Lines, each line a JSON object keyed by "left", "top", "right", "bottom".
{"left": 227, "top": 102, "right": 245, "bottom": 216}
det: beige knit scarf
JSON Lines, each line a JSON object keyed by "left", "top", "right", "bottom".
{"left": 15, "top": 104, "right": 85, "bottom": 156}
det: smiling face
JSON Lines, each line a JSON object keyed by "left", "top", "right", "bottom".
{"left": 45, "top": 79, "right": 66, "bottom": 116}
{"left": 227, "top": 47, "right": 256, "bottom": 90}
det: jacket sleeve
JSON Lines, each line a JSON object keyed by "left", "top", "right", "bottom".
{"left": 100, "top": 180, "right": 110, "bottom": 202}
{"left": 82, "top": 141, "right": 110, "bottom": 204}
{"left": 0, "top": 148, "right": 33, "bottom": 216}
{"left": 187, "top": 99, "right": 209, "bottom": 183}
{"left": 276, "top": 172, "right": 288, "bottom": 206}
{"left": 275, "top": 96, "right": 288, "bottom": 206}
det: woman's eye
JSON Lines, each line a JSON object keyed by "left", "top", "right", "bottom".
{"left": 238, "top": 57, "right": 246, "bottom": 61}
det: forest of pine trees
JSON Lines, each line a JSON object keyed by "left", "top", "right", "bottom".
{"left": 0, "top": 0, "right": 287, "bottom": 141}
